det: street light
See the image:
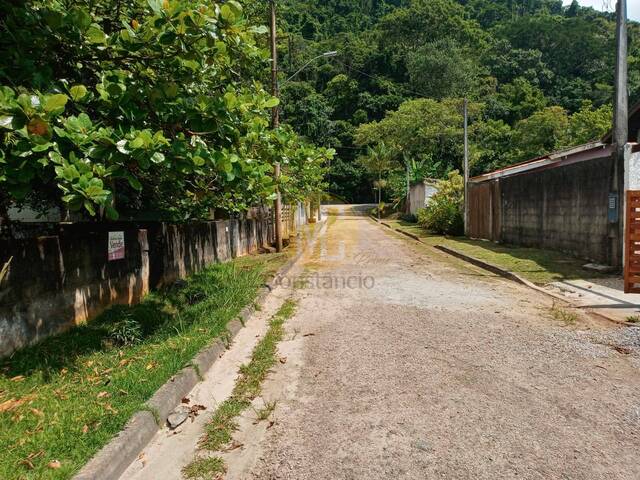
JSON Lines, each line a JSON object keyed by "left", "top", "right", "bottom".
{"left": 283, "top": 51, "right": 339, "bottom": 84}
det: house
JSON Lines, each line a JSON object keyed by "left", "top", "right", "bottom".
{"left": 467, "top": 104, "right": 640, "bottom": 266}
{"left": 408, "top": 179, "right": 439, "bottom": 215}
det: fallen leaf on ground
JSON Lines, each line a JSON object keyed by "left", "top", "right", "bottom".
{"left": 303, "top": 333, "right": 315, "bottom": 337}
{"left": 82, "top": 424, "right": 89, "bottom": 434}
{"left": 145, "top": 362, "right": 158, "bottom": 370}
{"left": 614, "top": 346, "right": 633, "bottom": 355}
{"left": 19, "top": 459, "right": 35, "bottom": 470}
{"left": 279, "top": 357, "right": 287, "bottom": 364}
{"left": 0, "top": 398, "right": 25, "bottom": 413}
{"left": 10, "top": 375, "right": 25, "bottom": 382}
{"left": 30, "top": 408, "right": 44, "bottom": 418}
{"left": 222, "top": 440, "right": 244, "bottom": 452}
{"left": 47, "top": 460, "right": 62, "bottom": 469}
{"left": 97, "top": 391, "right": 110, "bottom": 399}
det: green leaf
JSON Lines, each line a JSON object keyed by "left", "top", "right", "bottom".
{"left": 69, "top": 85, "right": 88, "bottom": 101}
{"left": 220, "top": 5, "right": 236, "bottom": 22}
{"left": 86, "top": 24, "right": 107, "bottom": 44}
{"left": 130, "top": 137, "right": 145, "bottom": 149}
{"left": 159, "top": 31, "right": 176, "bottom": 45}
{"left": 105, "top": 205, "right": 119, "bottom": 220}
{"left": 264, "top": 97, "right": 280, "bottom": 108}
{"left": 44, "top": 94, "right": 68, "bottom": 114}
{"left": 68, "top": 7, "right": 92, "bottom": 30}
{"left": 126, "top": 175, "right": 143, "bottom": 191}
{"left": 147, "top": 0, "right": 163, "bottom": 14}
{"left": 193, "top": 156, "right": 205, "bottom": 166}
{"left": 151, "top": 152, "right": 165, "bottom": 163}
{"left": 84, "top": 200, "right": 96, "bottom": 216}
{"left": 0, "top": 116, "right": 13, "bottom": 129}
{"left": 227, "top": 1, "right": 243, "bottom": 17}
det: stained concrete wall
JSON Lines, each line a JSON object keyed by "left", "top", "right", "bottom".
{"left": 0, "top": 214, "right": 281, "bottom": 358}
{"left": 475, "top": 154, "right": 613, "bottom": 264}
{"left": 409, "top": 181, "right": 439, "bottom": 215}
{"left": 500, "top": 155, "right": 612, "bottom": 262}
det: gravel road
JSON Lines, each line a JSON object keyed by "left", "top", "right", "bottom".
{"left": 220, "top": 205, "right": 640, "bottom": 480}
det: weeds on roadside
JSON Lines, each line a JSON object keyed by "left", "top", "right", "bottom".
{"left": 182, "top": 456, "right": 226, "bottom": 480}
{"left": 626, "top": 315, "right": 640, "bottom": 324}
{"left": 197, "top": 300, "right": 296, "bottom": 453}
{"left": 550, "top": 303, "right": 578, "bottom": 325}
{"left": 254, "top": 400, "right": 277, "bottom": 421}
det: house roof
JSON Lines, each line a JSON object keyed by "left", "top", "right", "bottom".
{"left": 470, "top": 101, "right": 640, "bottom": 184}
{"left": 470, "top": 142, "right": 613, "bottom": 183}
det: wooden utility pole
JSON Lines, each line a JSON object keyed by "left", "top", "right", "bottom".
{"left": 463, "top": 98, "right": 469, "bottom": 237}
{"left": 611, "top": 0, "right": 628, "bottom": 267}
{"left": 270, "top": 0, "right": 283, "bottom": 253}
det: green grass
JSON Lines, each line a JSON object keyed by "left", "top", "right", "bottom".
{"left": 182, "top": 456, "right": 226, "bottom": 480}
{"left": 198, "top": 299, "right": 297, "bottom": 453}
{"left": 0, "top": 253, "right": 287, "bottom": 480}
{"left": 549, "top": 304, "right": 579, "bottom": 325}
{"left": 383, "top": 219, "right": 612, "bottom": 286}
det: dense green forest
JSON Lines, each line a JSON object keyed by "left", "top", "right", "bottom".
{"left": 274, "top": 0, "right": 640, "bottom": 203}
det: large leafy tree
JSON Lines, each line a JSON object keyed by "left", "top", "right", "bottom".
{"left": 0, "top": 0, "right": 333, "bottom": 222}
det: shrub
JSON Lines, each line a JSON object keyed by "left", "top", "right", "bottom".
{"left": 417, "top": 170, "right": 464, "bottom": 235}
{"left": 106, "top": 311, "right": 143, "bottom": 347}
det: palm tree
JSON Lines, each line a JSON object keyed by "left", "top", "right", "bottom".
{"left": 357, "top": 142, "right": 394, "bottom": 219}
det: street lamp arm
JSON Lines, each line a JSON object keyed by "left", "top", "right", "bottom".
{"left": 283, "top": 51, "right": 338, "bottom": 85}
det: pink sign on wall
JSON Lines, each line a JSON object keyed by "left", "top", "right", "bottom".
{"left": 108, "top": 231, "right": 125, "bottom": 261}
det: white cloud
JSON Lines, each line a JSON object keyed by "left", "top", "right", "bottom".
{"left": 562, "top": 0, "right": 640, "bottom": 21}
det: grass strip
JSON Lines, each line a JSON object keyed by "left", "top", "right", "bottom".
{"left": 183, "top": 299, "right": 297, "bottom": 477}
{"left": 0, "top": 253, "right": 287, "bottom": 480}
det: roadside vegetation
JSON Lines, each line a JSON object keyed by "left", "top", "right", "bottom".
{"left": 0, "top": 0, "right": 332, "bottom": 224}
{"left": 184, "top": 299, "right": 297, "bottom": 478}
{"left": 0, "top": 253, "right": 286, "bottom": 480}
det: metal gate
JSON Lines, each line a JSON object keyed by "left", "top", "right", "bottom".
{"left": 624, "top": 190, "right": 640, "bottom": 293}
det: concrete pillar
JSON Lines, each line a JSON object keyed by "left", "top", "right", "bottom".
{"left": 622, "top": 144, "right": 640, "bottom": 267}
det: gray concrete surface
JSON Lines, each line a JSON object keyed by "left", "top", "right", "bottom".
{"left": 549, "top": 278, "right": 640, "bottom": 323}
{"left": 231, "top": 205, "right": 640, "bottom": 480}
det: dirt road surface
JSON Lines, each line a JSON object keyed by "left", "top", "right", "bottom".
{"left": 228, "top": 205, "right": 640, "bottom": 480}
{"left": 121, "top": 205, "right": 640, "bottom": 480}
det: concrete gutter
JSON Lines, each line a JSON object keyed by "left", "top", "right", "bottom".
{"left": 370, "top": 217, "right": 632, "bottom": 327}
{"left": 435, "top": 245, "right": 633, "bottom": 327}
{"left": 72, "top": 222, "right": 324, "bottom": 480}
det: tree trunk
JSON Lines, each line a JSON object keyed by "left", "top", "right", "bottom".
{"left": 406, "top": 163, "right": 411, "bottom": 215}
{"left": 377, "top": 170, "right": 382, "bottom": 220}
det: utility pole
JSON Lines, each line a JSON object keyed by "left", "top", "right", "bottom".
{"left": 611, "top": 0, "right": 628, "bottom": 267}
{"left": 463, "top": 98, "right": 469, "bottom": 237}
{"left": 269, "top": 0, "right": 283, "bottom": 253}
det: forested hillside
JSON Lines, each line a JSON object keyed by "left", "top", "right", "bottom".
{"left": 276, "top": 0, "right": 640, "bottom": 203}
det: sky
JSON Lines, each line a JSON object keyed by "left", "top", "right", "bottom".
{"left": 563, "top": 0, "right": 640, "bottom": 21}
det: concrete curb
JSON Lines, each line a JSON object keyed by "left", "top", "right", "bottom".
{"left": 433, "top": 245, "right": 631, "bottom": 327}
{"left": 369, "top": 219, "right": 631, "bottom": 327}
{"left": 72, "top": 222, "right": 324, "bottom": 480}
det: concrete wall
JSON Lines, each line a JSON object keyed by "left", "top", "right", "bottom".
{"left": 0, "top": 211, "right": 287, "bottom": 357}
{"left": 500, "top": 155, "right": 612, "bottom": 263}
{"left": 469, "top": 153, "right": 615, "bottom": 263}
{"left": 409, "top": 181, "right": 439, "bottom": 215}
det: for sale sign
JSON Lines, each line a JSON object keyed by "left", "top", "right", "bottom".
{"left": 108, "top": 231, "right": 125, "bottom": 261}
